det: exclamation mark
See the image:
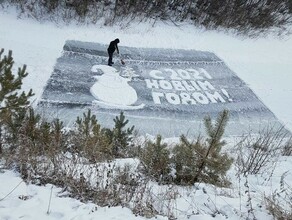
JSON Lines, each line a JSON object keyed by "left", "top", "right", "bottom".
{"left": 221, "top": 89, "right": 233, "bottom": 102}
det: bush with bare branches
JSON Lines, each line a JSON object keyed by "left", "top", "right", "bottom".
{"left": 2, "top": 0, "right": 292, "bottom": 35}
{"left": 265, "top": 171, "right": 292, "bottom": 220}
{"left": 282, "top": 137, "right": 292, "bottom": 156}
{"left": 235, "top": 126, "right": 290, "bottom": 176}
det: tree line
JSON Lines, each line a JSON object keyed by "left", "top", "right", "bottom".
{"left": 4, "top": 0, "right": 292, "bottom": 35}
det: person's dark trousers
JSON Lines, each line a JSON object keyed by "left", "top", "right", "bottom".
{"left": 108, "top": 49, "right": 114, "bottom": 66}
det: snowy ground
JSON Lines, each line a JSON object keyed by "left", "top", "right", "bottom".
{"left": 0, "top": 170, "right": 167, "bottom": 220}
{"left": 0, "top": 7, "right": 292, "bottom": 220}
{"left": 1, "top": 154, "right": 291, "bottom": 220}
{"left": 1, "top": 9, "right": 292, "bottom": 132}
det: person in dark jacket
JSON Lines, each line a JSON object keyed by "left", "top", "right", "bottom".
{"left": 107, "top": 38, "right": 120, "bottom": 66}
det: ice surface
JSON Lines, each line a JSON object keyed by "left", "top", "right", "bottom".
{"left": 37, "top": 40, "right": 286, "bottom": 137}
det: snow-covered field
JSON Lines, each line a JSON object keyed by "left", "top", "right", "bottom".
{"left": 1, "top": 9, "right": 292, "bottom": 132}
{"left": 0, "top": 7, "right": 292, "bottom": 220}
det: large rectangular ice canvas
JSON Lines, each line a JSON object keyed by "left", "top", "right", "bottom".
{"left": 37, "top": 40, "right": 284, "bottom": 137}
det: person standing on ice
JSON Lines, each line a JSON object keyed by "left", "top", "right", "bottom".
{"left": 107, "top": 38, "right": 120, "bottom": 66}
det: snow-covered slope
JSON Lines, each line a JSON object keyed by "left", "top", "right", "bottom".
{"left": 1, "top": 9, "right": 291, "bottom": 132}
{"left": 0, "top": 7, "right": 292, "bottom": 220}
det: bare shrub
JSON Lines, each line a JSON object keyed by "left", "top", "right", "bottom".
{"left": 282, "top": 137, "right": 292, "bottom": 156}
{"left": 236, "top": 126, "right": 290, "bottom": 176}
{"left": 42, "top": 0, "right": 60, "bottom": 12}
{"left": 65, "top": 0, "right": 90, "bottom": 18}
{"left": 3, "top": 0, "right": 292, "bottom": 35}
{"left": 2, "top": 108, "right": 70, "bottom": 181}
{"left": 265, "top": 172, "right": 292, "bottom": 220}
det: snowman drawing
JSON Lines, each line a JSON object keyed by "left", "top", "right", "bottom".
{"left": 90, "top": 65, "right": 145, "bottom": 110}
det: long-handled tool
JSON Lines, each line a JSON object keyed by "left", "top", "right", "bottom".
{"left": 118, "top": 53, "right": 125, "bottom": 65}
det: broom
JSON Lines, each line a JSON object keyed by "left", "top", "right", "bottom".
{"left": 118, "top": 53, "right": 125, "bottom": 65}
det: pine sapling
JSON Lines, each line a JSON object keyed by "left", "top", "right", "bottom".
{"left": 141, "top": 134, "right": 171, "bottom": 182}
{"left": 0, "top": 49, "right": 34, "bottom": 153}
{"left": 193, "top": 110, "right": 233, "bottom": 186}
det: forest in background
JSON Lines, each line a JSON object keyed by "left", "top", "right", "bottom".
{"left": 2, "top": 0, "right": 292, "bottom": 35}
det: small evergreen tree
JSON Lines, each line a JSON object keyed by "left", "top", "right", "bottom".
{"left": 140, "top": 135, "right": 171, "bottom": 182}
{"left": 19, "top": 107, "right": 41, "bottom": 148}
{"left": 16, "top": 108, "right": 68, "bottom": 155}
{"left": 73, "top": 109, "right": 111, "bottom": 162}
{"left": 193, "top": 109, "right": 233, "bottom": 186}
{"left": 75, "top": 109, "right": 100, "bottom": 138}
{"left": 105, "top": 111, "right": 135, "bottom": 157}
{"left": 172, "top": 135, "right": 203, "bottom": 185}
{"left": 50, "top": 118, "right": 67, "bottom": 152}
{"left": 172, "top": 110, "right": 233, "bottom": 186}
{"left": 0, "top": 49, "right": 34, "bottom": 154}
